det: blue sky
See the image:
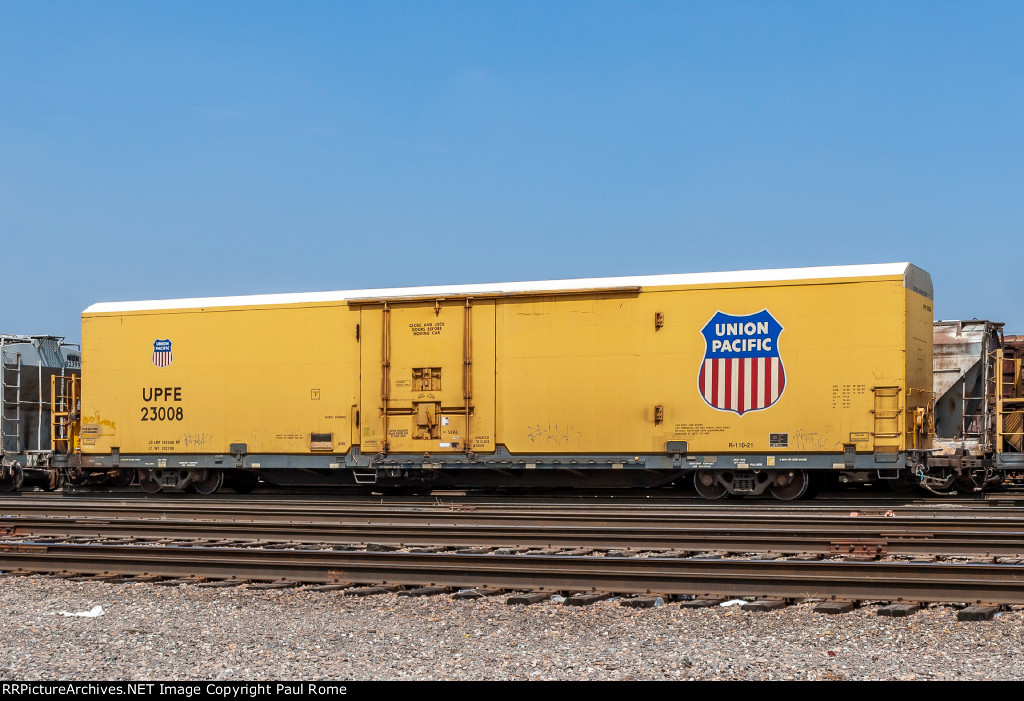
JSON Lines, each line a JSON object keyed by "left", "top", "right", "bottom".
{"left": 2, "top": 1, "right": 1022, "bottom": 341}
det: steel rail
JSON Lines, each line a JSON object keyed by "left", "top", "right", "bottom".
{"left": 2, "top": 492, "right": 1015, "bottom": 515}
{"left": 2, "top": 491, "right": 1024, "bottom": 523}
{"left": 3, "top": 543, "right": 1024, "bottom": 604}
{"left": 5, "top": 515, "right": 1024, "bottom": 557}
{"left": 8, "top": 503, "right": 1024, "bottom": 540}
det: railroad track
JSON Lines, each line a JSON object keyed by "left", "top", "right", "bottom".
{"left": 3, "top": 492, "right": 1024, "bottom": 524}
{"left": 6, "top": 493, "right": 1024, "bottom": 557}
{"left": 2, "top": 542, "right": 1024, "bottom": 611}
{"left": 6, "top": 492, "right": 1024, "bottom": 616}
{"left": 5, "top": 513, "right": 1024, "bottom": 557}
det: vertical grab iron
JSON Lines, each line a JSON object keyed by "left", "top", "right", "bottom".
{"left": 463, "top": 298, "right": 473, "bottom": 455}
{"left": 381, "top": 302, "right": 391, "bottom": 455}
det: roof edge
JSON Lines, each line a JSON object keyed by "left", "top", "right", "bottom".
{"left": 84, "top": 262, "right": 919, "bottom": 314}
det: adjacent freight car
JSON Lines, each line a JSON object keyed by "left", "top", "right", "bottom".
{"left": 71, "top": 263, "right": 937, "bottom": 499}
{"left": 0, "top": 335, "right": 81, "bottom": 491}
{"left": 927, "top": 320, "right": 1024, "bottom": 493}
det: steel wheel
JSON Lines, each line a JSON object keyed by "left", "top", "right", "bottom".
{"left": 693, "top": 472, "right": 728, "bottom": 500}
{"left": 803, "top": 471, "right": 828, "bottom": 499}
{"left": 0, "top": 464, "right": 23, "bottom": 493}
{"left": 42, "top": 469, "right": 64, "bottom": 491}
{"left": 190, "top": 470, "right": 223, "bottom": 495}
{"left": 107, "top": 470, "right": 135, "bottom": 489}
{"left": 139, "top": 470, "right": 161, "bottom": 494}
{"left": 769, "top": 469, "right": 809, "bottom": 501}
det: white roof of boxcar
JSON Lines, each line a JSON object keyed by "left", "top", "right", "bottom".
{"left": 84, "top": 262, "right": 928, "bottom": 313}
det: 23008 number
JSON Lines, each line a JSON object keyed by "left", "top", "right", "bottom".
{"left": 141, "top": 406, "right": 184, "bottom": 421}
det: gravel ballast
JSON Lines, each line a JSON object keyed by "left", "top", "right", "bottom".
{"left": 1, "top": 577, "right": 1021, "bottom": 681}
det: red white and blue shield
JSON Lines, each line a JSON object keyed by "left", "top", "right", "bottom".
{"left": 698, "top": 310, "right": 785, "bottom": 415}
{"left": 152, "top": 339, "right": 173, "bottom": 368}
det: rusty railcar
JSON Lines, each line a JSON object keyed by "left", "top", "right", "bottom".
{"left": 929, "top": 321, "right": 1024, "bottom": 492}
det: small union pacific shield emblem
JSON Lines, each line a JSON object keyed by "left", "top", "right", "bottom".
{"left": 152, "top": 339, "right": 173, "bottom": 368}
{"left": 698, "top": 310, "right": 785, "bottom": 415}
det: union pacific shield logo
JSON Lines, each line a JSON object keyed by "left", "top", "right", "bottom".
{"left": 152, "top": 339, "right": 172, "bottom": 368}
{"left": 698, "top": 310, "right": 784, "bottom": 415}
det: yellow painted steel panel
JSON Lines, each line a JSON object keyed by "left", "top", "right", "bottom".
{"left": 904, "top": 288, "right": 935, "bottom": 449}
{"left": 358, "top": 300, "right": 495, "bottom": 454}
{"left": 81, "top": 304, "right": 360, "bottom": 455}
{"left": 495, "top": 277, "right": 924, "bottom": 455}
{"left": 80, "top": 265, "right": 931, "bottom": 459}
